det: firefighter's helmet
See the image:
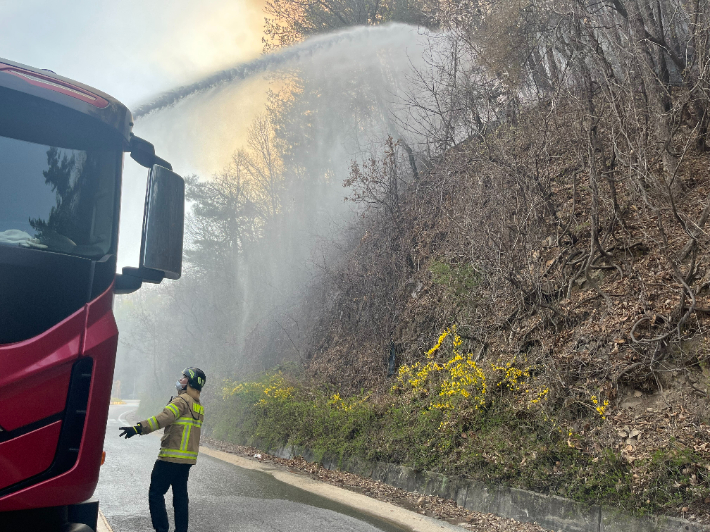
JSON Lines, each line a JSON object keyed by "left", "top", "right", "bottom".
{"left": 182, "top": 367, "right": 207, "bottom": 391}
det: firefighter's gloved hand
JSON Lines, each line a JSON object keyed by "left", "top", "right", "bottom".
{"left": 119, "top": 424, "right": 142, "bottom": 439}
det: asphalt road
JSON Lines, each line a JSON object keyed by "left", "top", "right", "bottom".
{"left": 95, "top": 402, "right": 410, "bottom": 532}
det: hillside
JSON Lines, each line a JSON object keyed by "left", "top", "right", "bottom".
{"left": 212, "top": 95, "right": 710, "bottom": 519}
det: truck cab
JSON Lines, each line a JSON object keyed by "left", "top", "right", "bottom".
{"left": 0, "top": 58, "right": 184, "bottom": 531}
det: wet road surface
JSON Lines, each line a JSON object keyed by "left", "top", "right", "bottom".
{"left": 95, "top": 402, "right": 411, "bottom": 532}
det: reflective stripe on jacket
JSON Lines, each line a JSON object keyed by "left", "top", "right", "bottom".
{"left": 139, "top": 391, "right": 205, "bottom": 465}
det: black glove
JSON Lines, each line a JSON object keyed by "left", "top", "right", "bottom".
{"left": 119, "top": 424, "right": 142, "bottom": 439}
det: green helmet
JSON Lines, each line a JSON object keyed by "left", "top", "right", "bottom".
{"left": 182, "top": 367, "right": 206, "bottom": 391}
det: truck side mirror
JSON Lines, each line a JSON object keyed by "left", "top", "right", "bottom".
{"left": 140, "top": 165, "right": 184, "bottom": 280}
{"left": 115, "top": 164, "right": 184, "bottom": 294}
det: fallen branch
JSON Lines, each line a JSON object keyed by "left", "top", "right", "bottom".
{"left": 630, "top": 314, "right": 674, "bottom": 344}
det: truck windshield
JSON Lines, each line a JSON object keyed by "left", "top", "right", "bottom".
{"left": 0, "top": 135, "right": 119, "bottom": 259}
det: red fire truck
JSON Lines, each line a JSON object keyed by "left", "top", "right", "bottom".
{"left": 0, "top": 58, "right": 185, "bottom": 530}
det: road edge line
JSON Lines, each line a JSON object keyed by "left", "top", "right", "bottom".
{"left": 97, "top": 509, "right": 113, "bottom": 532}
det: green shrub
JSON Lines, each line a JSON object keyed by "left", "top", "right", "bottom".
{"left": 204, "top": 329, "right": 710, "bottom": 516}
{"left": 429, "top": 260, "right": 480, "bottom": 296}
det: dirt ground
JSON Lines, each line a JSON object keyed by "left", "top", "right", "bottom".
{"left": 202, "top": 438, "right": 551, "bottom": 532}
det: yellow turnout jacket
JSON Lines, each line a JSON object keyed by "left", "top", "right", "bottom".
{"left": 139, "top": 390, "right": 204, "bottom": 465}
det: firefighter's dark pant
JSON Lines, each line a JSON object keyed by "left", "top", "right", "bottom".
{"left": 149, "top": 459, "right": 192, "bottom": 532}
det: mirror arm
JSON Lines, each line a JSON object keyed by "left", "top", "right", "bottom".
{"left": 128, "top": 135, "right": 156, "bottom": 169}
{"left": 122, "top": 266, "right": 165, "bottom": 284}
{"left": 127, "top": 135, "right": 173, "bottom": 170}
{"left": 115, "top": 271, "right": 142, "bottom": 295}
{"left": 155, "top": 156, "right": 172, "bottom": 170}
{"left": 115, "top": 266, "right": 166, "bottom": 295}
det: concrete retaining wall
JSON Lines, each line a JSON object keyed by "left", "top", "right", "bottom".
{"left": 268, "top": 443, "right": 709, "bottom": 532}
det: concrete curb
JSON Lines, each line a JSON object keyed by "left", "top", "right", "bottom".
{"left": 266, "top": 443, "right": 709, "bottom": 532}
{"left": 200, "top": 446, "right": 468, "bottom": 532}
{"left": 96, "top": 510, "right": 113, "bottom": 532}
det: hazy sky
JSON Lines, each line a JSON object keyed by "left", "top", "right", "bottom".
{"left": 0, "top": 0, "right": 265, "bottom": 107}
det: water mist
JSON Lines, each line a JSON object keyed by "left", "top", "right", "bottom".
{"left": 115, "top": 23, "right": 434, "bottom": 394}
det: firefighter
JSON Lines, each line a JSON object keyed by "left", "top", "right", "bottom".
{"left": 119, "top": 367, "right": 206, "bottom": 532}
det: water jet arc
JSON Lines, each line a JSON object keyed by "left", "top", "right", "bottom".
{"left": 133, "top": 23, "right": 421, "bottom": 120}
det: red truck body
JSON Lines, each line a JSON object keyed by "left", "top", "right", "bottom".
{"left": 0, "top": 284, "right": 116, "bottom": 510}
{"left": 0, "top": 58, "right": 183, "bottom": 529}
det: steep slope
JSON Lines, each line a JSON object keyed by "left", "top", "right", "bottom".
{"left": 278, "top": 97, "right": 710, "bottom": 517}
